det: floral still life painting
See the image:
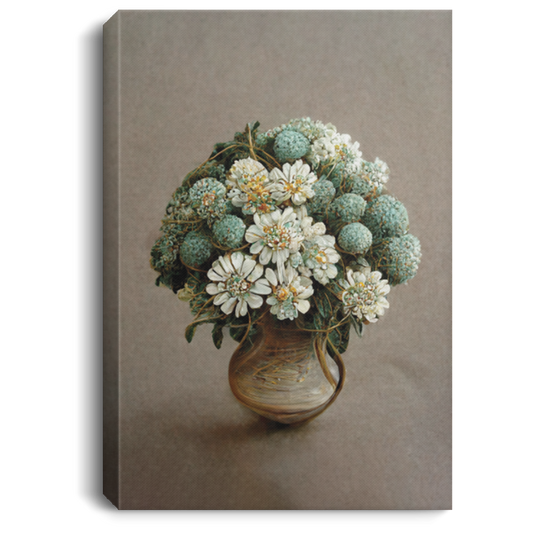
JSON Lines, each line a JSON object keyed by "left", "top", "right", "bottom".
{"left": 150, "top": 118, "right": 421, "bottom": 424}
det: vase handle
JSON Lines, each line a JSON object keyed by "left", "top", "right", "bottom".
{"left": 294, "top": 338, "right": 346, "bottom": 425}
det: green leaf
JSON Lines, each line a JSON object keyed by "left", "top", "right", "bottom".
{"left": 229, "top": 325, "right": 246, "bottom": 343}
{"left": 327, "top": 320, "right": 351, "bottom": 356}
{"left": 314, "top": 292, "right": 332, "bottom": 319}
{"left": 211, "top": 323, "right": 224, "bottom": 350}
{"left": 313, "top": 312, "right": 326, "bottom": 331}
{"left": 337, "top": 322, "right": 351, "bottom": 354}
{"left": 185, "top": 322, "right": 198, "bottom": 344}
{"left": 314, "top": 295, "right": 324, "bottom": 318}
{"left": 351, "top": 316, "right": 364, "bottom": 338}
{"left": 249, "top": 121, "right": 260, "bottom": 136}
{"left": 323, "top": 293, "right": 333, "bottom": 317}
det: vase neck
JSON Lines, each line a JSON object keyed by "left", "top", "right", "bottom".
{"left": 256, "top": 312, "right": 314, "bottom": 350}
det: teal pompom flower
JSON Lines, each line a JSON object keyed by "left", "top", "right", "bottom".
{"left": 338, "top": 222, "right": 373, "bottom": 254}
{"left": 328, "top": 193, "right": 366, "bottom": 233}
{"left": 189, "top": 178, "right": 227, "bottom": 223}
{"left": 361, "top": 195, "right": 409, "bottom": 240}
{"left": 273, "top": 129, "right": 310, "bottom": 163}
{"left": 179, "top": 231, "right": 214, "bottom": 268}
{"left": 306, "top": 179, "right": 336, "bottom": 221}
{"left": 212, "top": 215, "right": 246, "bottom": 249}
{"left": 371, "top": 234, "right": 422, "bottom": 285}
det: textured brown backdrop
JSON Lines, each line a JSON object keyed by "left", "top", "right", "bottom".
{"left": 104, "top": 10, "right": 451, "bottom": 510}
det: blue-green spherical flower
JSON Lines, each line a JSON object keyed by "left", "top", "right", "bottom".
{"left": 350, "top": 176, "right": 374, "bottom": 198}
{"left": 273, "top": 130, "right": 310, "bottom": 163}
{"left": 338, "top": 223, "right": 373, "bottom": 254}
{"left": 306, "top": 179, "right": 336, "bottom": 221}
{"left": 328, "top": 193, "right": 366, "bottom": 232}
{"left": 179, "top": 231, "right": 214, "bottom": 268}
{"left": 151, "top": 234, "right": 179, "bottom": 272}
{"left": 165, "top": 185, "right": 192, "bottom": 219}
{"left": 212, "top": 215, "right": 246, "bottom": 249}
{"left": 189, "top": 178, "right": 227, "bottom": 222}
{"left": 255, "top": 132, "right": 269, "bottom": 149}
{"left": 359, "top": 159, "right": 389, "bottom": 195}
{"left": 328, "top": 162, "right": 359, "bottom": 192}
{"left": 361, "top": 195, "right": 409, "bottom": 240}
{"left": 206, "top": 163, "right": 227, "bottom": 181}
{"left": 375, "top": 234, "right": 421, "bottom": 285}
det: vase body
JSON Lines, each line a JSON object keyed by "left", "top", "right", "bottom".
{"left": 228, "top": 315, "right": 343, "bottom": 424}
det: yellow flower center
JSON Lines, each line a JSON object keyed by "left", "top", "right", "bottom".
{"left": 276, "top": 287, "right": 290, "bottom": 301}
{"left": 286, "top": 177, "right": 304, "bottom": 194}
{"left": 265, "top": 225, "right": 291, "bottom": 250}
{"left": 316, "top": 251, "right": 328, "bottom": 264}
{"left": 227, "top": 276, "right": 251, "bottom": 297}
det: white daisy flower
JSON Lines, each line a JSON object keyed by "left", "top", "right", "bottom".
{"left": 285, "top": 117, "right": 329, "bottom": 141}
{"left": 206, "top": 251, "right": 271, "bottom": 317}
{"left": 359, "top": 157, "right": 390, "bottom": 190}
{"left": 265, "top": 266, "right": 314, "bottom": 321}
{"left": 269, "top": 160, "right": 317, "bottom": 205}
{"left": 372, "top": 157, "right": 390, "bottom": 186}
{"left": 245, "top": 207, "right": 304, "bottom": 268}
{"left": 309, "top": 124, "right": 363, "bottom": 173}
{"left": 296, "top": 205, "right": 326, "bottom": 239}
{"left": 226, "top": 158, "right": 277, "bottom": 215}
{"left": 300, "top": 235, "right": 341, "bottom": 285}
{"left": 226, "top": 157, "right": 268, "bottom": 187}
{"left": 340, "top": 268, "right": 390, "bottom": 323}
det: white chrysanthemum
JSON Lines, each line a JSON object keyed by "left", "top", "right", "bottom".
{"left": 265, "top": 266, "right": 314, "bottom": 321}
{"left": 300, "top": 235, "right": 341, "bottom": 285}
{"left": 269, "top": 160, "right": 317, "bottom": 205}
{"left": 309, "top": 123, "right": 363, "bottom": 173}
{"left": 296, "top": 206, "right": 326, "bottom": 239}
{"left": 245, "top": 207, "right": 304, "bottom": 267}
{"left": 206, "top": 252, "right": 271, "bottom": 317}
{"left": 372, "top": 157, "right": 390, "bottom": 186}
{"left": 226, "top": 158, "right": 277, "bottom": 215}
{"left": 227, "top": 157, "right": 268, "bottom": 187}
{"left": 286, "top": 117, "right": 329, "bottom": 141}
{"left": 340, "top": 268, "right": 390, "bottom": 323}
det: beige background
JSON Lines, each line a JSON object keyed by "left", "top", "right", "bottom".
{"left": 105, "top": 10, "right": 451, "bottom": 510}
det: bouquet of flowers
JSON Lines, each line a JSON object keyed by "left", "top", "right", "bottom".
{"left": 150, "top": 118, "right": 421, "bottom": 357}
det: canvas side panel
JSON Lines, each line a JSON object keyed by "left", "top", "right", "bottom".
{"left": 103, "top": 11, "right": 120, "bottom": 509}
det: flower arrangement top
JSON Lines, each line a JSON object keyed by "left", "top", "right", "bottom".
{"left": 150, "top": 118, "right": 421, "bottom": 356}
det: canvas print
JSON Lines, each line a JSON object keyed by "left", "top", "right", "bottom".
{"left": 103, "top": 10, "right": 452, "bottom": 510}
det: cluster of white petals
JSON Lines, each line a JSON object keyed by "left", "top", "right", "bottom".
{"left": 300, "top": 235, "right": 341, "bottom": 285}
{"left": 269, "top": 160, "right": 317, "bottom": 205}
{"left": 226, "top": 157, "right": 269, "bottom": 188}
{"left": 204, "top": 118, "right": 392, "bottom": 323}
{"left": 206, "top": 252, "right": 271, "bottom": 317}
{"left": 297, "top": 206, "right": 326, "bottom": 239}
{"left": 226, "top": 158, "right": 275, "bottom": 215}
{"left": 245, "top": 207, "right": 304, "bottom": 268}
{"left": 308, "top": 123, "right": 363, "bottom": 173}
{"left": 208, "top": 152, "right": 351, "bottom": 318}
{"left": 265, "top": 266, "right": 314, "bottom": 321}
{"left": 340, "top": 269, "right": 390, "bottom": 323}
